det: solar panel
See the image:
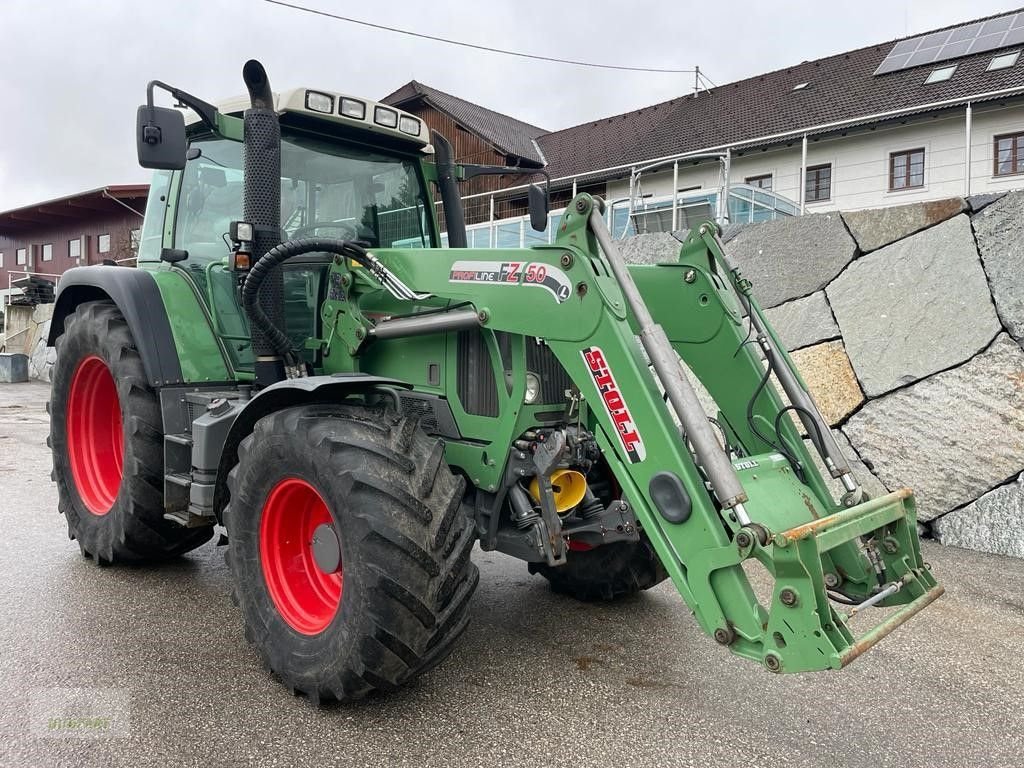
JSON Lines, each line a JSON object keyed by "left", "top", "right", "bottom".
{"left": 875, "top": 11, "right": 1024, "bottom": 75}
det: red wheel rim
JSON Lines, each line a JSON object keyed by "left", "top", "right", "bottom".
{"left": 259, "top": 478, "right": 343, "bottom": 635}
{"left": 66, "top": 355, "right": 124, "bottom": 516}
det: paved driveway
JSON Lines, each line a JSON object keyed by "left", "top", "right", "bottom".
{"left": 2, "top": 380, "right": 1022, "bottom": 767}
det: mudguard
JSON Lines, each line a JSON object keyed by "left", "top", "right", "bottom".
{"left": 209, "top": 373, "right": 412, "bottom": 520}
{"left": 47, "top": 266, "right": 184, "bottom": 387}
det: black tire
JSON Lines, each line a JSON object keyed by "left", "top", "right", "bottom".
{"left": 48, "top": 300, "right": 213, "bottom": 564}
{"left": 528, "top": 535, "right": 668, "bottom": 601}
{"left": 224, "top": 403, "right": 479, "bottom": 703}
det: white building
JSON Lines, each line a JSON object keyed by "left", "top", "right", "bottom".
{"left": 385, "top": 8, "right": 1024, "bottom": 240}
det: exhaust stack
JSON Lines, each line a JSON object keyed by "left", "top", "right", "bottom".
{"left": 241, "top": 59, "right": 285, "bottom": 386}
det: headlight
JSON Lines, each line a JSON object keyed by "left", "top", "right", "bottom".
{"left": 340, "top": 98, "right": 366, "bottom": 119}
{"left": 524, "top": 372, "right": 541, "bottom": 404}
{"left": 305, "top": 90, "right": 334, "bottom": 114}
{"left": 373, "top": 106, "right": 398, "bottom": 128}
{"left": 399, "top": 115, "right": 421, "bottom": 136}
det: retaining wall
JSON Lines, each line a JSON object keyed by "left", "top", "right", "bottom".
{"left": 620, "top": 190, "right": 1024, "bottom": 559}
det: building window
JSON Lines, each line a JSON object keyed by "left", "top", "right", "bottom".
{"left": 98, "top": 234, "right": 111, "bottom": 254}
{"left": 745, "top": 174, "right": 773, "bottom": 190}
{"left": 890, "top": 148, "right": 925, "bottom": 190}
{"left": 16, "top": 248, "right": 27, "bottom": 266}
{"left": 994, "top": 132, "right": 1024, "bottom": 176}
{"left": 924, "top": 65, "right": 956, "bottom": 84}
{"left": 988, "top": 51, "right": 1020, "bottom": 71}
{"left": 805, "top": 164, "right": 832, "bottom": 202}
{"left": 41, "top": 243, "right": 53, "bottom": 262}
{"left": 69, "top": 238, "right": 81, "bottom": 261}
{"left": 0, "top": 252, "right": 4, "bottom": 268}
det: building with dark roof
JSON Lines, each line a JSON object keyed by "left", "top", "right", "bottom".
{"left": 0, "top": 185, "right": 148, "bottom": 301}
{"left": 384, "top": 8, "right": 1024, "bottom": 232}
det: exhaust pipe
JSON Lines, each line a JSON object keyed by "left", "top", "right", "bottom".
{"left": 241, "top": 59, "right": 285, "bottom": 386}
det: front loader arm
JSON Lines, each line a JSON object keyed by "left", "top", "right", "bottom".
{"left": 364, "top": 193, "right": 941, "bottom": 673}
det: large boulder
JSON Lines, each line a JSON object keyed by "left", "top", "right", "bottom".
{"left": 841, "top": 197, "right": 966, "bottom": 253}
{"left": 763, "top": 291, "right": 840, "bottom": 351}
{"left": 722, "top": 212, "right": 857, "bottom": 308}
{"left": 789, "top": 341, "right": 864, "bottom": 425}
{"left": 972, "top": 190, "right": 1024, "bottom": 343}
{"left": 827, "top": 214, "right": 1000, "bottom": 397}
{"left": 843, "top": 334, "right": 1024, "bottom": 521}
{"left": 933, "top": 475, "right": 1024, "bottom": 558}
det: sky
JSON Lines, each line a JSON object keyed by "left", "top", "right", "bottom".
{"left": 1, "top": 0, "right": 1021, "bottom": 210}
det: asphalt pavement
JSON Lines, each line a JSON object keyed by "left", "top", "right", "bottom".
{"left": 1, "top": 380, "right": 1023, "bottom": 767}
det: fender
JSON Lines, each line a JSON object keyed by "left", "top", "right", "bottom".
{"left": 207, "top": 374, "right": 412, "bottom": 521}
{"left": 47, "top": 266, "right": 184, "bottom": 387}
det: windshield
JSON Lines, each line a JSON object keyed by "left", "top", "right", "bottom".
{"left": 174, "top": 135, "right": 433, "bottom": 266}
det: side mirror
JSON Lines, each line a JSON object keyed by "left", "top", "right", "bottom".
{"left": 136, "top": 105, "right": 186, "bottom": 170}
{"left": 528, "top": 183, "right": 549, "bottom": 233}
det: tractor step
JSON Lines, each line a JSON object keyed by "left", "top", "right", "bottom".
{"left": 163, "top": 508, "right": 215, "bottom": 528}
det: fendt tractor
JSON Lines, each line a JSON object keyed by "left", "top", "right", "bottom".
{"left": 46, "top": 61, "right": 942, "bottom": 702}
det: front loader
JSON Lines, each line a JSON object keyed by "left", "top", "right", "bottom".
{"left": 46, "top": 61, "right": 941, "bottom": 702}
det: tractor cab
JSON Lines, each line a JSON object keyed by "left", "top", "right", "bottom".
{"left": 137, "top": 87, "right": 442, "bottom": 373}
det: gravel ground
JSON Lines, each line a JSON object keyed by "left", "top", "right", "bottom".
{"left": 1, "top": 379, "right": 1023, "bottom": 767}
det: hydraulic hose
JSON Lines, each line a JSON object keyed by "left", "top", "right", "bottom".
{"left": 242, "top": 237, "right": 372, "bottom": 359}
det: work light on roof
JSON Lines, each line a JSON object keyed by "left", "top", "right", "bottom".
{"left": 304, "top": 90, "right": 334, "bottom": 114}
{"left": 374, "top": 106, "right": 398, "bottom": 128}
{"left": 399, "top": 115, "right": 421, "bottom": 136}
{"left": 340, "top": 98, "right": 366, "bottom": 119}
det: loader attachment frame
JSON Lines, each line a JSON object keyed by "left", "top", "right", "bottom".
{"left": 338, "top": 192, "right": 941, "bottom": 673}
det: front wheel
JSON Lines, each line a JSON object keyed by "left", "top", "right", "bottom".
{"left": 224, "top": 404, "right": 479, "bottom": 703}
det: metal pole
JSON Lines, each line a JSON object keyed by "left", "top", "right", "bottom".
{"left": 588, "top": 208, "right": 751, "bottom": 522}
{"left": 572, "top": 178, "right": 578, "bottom": 197}
{"left": 964, "top": 102, "right": 973, "bottom": 197}
{"left": 671, "top": 160, "right": 679, "bottom": 230}
{"left": 488, "top": 195, "right": 495, "bottom": 249}
{"left": 718, "top": 150, "right": 731, "bottom": 224}
{"left": 799, "top": 134, "right": 808, "bottom": 215}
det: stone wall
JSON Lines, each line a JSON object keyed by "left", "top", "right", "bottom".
{"left": 2, "top": 303, "right": 54, "bottom": 382}
{"left": 620, "top": 191, "right": 1024, "bottom": 559}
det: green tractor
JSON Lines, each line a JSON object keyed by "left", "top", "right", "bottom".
{"left": 47, "top": 61, "right": 941, "bottom": 702}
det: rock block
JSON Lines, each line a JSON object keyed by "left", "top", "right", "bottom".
{"left": 723, "top": 212, "right": 857, "bottom": 308}
{"left": 843, "top": 334, "right": 1024, "bottom": 521}
{"left": 827, "top": 214, "right": 1000, "bottom": 397}
{"left": 933, "top": 475, "right": 1024, "bottom": 559}
{"left": 789, "top": 341, "right": 864, "bottom": 425}
{"left": 972, "top": 189, "right": 1024, "bottom": 342}
{"left": 763, "top": 291, "right": 841, "bottom": 351}
{"left": 841, "top": 197, "right": 966, "bottom": 253}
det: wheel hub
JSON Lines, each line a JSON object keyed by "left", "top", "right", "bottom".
{"left": 310, "top": 523, "right": 341, "bottom": 574}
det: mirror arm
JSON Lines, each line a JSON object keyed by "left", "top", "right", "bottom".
{"left": 146, "top": 80, "right": 220, "bottom": 133}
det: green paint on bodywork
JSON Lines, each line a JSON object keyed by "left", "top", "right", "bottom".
{"left": 146, "top": 266, "right": 231, "bottom": 382}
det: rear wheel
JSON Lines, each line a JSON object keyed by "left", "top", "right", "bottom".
{"left": 224, "top": 403, "right": 478, "bottom": 703}
{"left": 48, "top": 300, "right": 213, "bottom": 563}
{"left": 529, "top": 535, "right": 668, "bottom": 600}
